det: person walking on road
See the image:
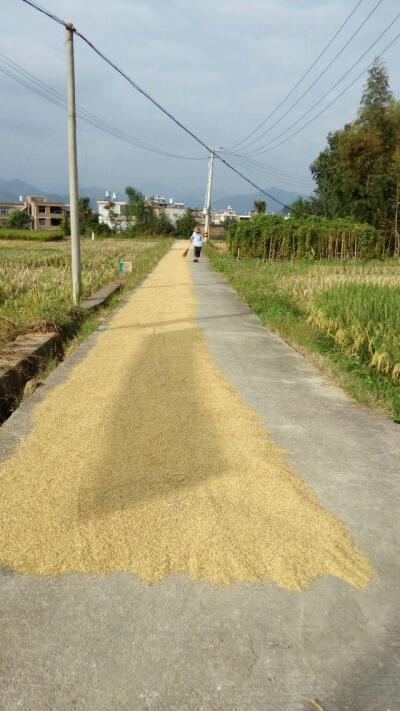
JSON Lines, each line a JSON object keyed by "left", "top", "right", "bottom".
{"left": 190, "top": 226, "right": 205, "bottom": 262}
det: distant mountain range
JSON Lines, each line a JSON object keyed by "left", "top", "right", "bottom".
{"left": 213, "top": 188, "right": 309, "bottom": 215}
{"left": 0, "top": 178, "right": 309, "bottom": 214}
{"left": 0, "top": 179, "right": 105, "bottom": 209}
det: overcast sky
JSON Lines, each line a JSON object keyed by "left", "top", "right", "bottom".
{"left": 1, "top": 0, "right": 399, "bottom": 201}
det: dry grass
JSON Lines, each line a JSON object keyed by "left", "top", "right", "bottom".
{"left": 210, "top": 240, "right": 228, "bottom": 253}
{"left": 282, "top": 261, "right": 400, "bottom": 303}
{"left": 0, "top": 238, "right": 159, "bottom": 349}
{"left": 0, "top": 243, "right": 373, "bottom": 589}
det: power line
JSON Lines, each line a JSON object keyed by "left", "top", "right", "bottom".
{"left": 220, "top": 153, "right": 314, "bottom": 190}
{"left": 222, "top": 159, "right": 313, "bottom": 191}
{"left": 231, "top": 0, "right": 385, "bottom": 154}
{"left": 229, "top": 0, "right": 366, "bottom": 151}
{"left": 222, "top": 161, "right": 313, "bottom": 191}
{"left": 239, "top": 27, "right": 400, "bottom": 158}
{"left": 0, "top": 52, "right": 207, "bottom": 161}
{"left": 21, "top": 0, "right": 293, "bottom": 210}
{"left": 221, "top": 151, "right": 314, "bottom": 187}
{"left": 21, "top": 0, "right": 67, "bottom": 27}
{"left": 1, "top": 51, "right": 313, "bottom": 201}
{"left": 236, "top": 11, "right": 400, "bottom": 157}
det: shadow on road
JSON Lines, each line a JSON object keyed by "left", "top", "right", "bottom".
{"left": 105, "top": 311, "right": 250, "bottom": 333}
{"left": 78, "top": 326, "right": 230, "bottom": 519}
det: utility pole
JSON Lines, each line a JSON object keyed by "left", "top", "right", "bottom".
{"left": 203, "top": 149, "right": 214, "bottom": 239}
{"left": 203, "top": 146, "right": 222, "bottom": 239}
{"left": 66, "top": 23, "right": 81, "bottom": 304}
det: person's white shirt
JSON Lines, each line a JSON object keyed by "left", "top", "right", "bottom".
{"left": 191, "top": 231, "right": 204, "bottom": 247}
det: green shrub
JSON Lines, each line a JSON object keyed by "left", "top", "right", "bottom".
{"left": 0, "top": 229, "right": 64, "bottom": 242}
{"left": 227, "top": 214, "right": 380, "bottom": 260}
{"left": 6, "top": 210, "right": 31, "bottom": 229}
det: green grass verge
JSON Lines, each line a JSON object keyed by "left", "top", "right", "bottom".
{"left": 206, "top": 244, "right": 400, "bottom": 421}
{"left": 0, "top": 229, "right": 63, "bottom": 241}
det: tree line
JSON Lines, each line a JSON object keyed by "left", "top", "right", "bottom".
{"left": 70, "top": 188, "right": 197, "bottom": 237}
{"left": 5, "top": 191, "right": 198, "bottom": 238}
{"left": 291, "top": 59, "right": 400, "bottom": 257}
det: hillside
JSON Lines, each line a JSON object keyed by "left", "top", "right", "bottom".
{"left": 212, "top": 188, "right": 309, "bottom": 215}
{"left": 0, "top": 179, "right": 309, "bottom": 214}
{"left": 0, "top": 179, "right": 104, "bottom": 210}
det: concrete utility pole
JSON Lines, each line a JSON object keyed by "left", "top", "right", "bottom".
{"left": 203, "top": 147, "right": 222, "bottom": 239}
{"left": 203, "top": 149, "right": 214, "bottom": 239}
{"left": 66, "top": 23, "right": 81, "bottom": 304}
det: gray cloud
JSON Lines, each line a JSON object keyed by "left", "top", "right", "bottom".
{"left": 2, "top": 0, "right": 399, "bottom": 199}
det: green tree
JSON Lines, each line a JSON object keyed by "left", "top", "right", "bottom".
{"left": 78, "top": 197, "right": 99, "bottom": 233}
{"left": 61, "top": 211, "right": 70, "bottom": 236}
{"left": 254, "top": 200, "right": 267, "bottom": 214}
{"left": 156, "top": 210, "right": 174, "bottom": 235}
{"left": 222, "top": 215, "right": 237, "bottom": 228}
{"left": 6, "top": 210, "right": 31, "bottom": 229}
{"left": 125, "top": 186, "right": 145, "bottom": 204}
{"left": 124, "top": 186, "right": 156, "bottom": 233}
{"left": 96, "top": 221, "right": 112, "bottom": 236}
{"left": 175, "top": 208, "right": 196, "bottom": 237}
{"left": 79, "top": 197, "right": 90, "bottom": 232}
{"left": 360, "top": 57, "right": 393, "bottom": 115}
{"left": 104, "top": 201, "right": 119, "bottom": 232}
{"left": 391, "top": 148, "right": 400, "bottom": 257}
{"left": 310, "top": 58, "right": 400, "bottom": 249}
{"left": 290, "top": 196, "right": 323, "bottom": 218}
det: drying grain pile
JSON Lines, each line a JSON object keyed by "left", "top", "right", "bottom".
{"left": 0, "top": 243, "right": 373, "bottom": 589}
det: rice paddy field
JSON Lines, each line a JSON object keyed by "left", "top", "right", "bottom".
{"left": 0, "top": 237, "right": 172, "bottom": 350}
{"left": 207, "top": 244, "right": 400, "bottom": 420}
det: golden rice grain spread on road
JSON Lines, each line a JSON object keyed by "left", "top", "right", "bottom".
{"left": 0, "top": 242, "right": 373, "bottom": 589}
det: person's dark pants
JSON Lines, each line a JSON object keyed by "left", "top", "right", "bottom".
{"left": 194, "top": 246, "right": 201, "bottom": 260}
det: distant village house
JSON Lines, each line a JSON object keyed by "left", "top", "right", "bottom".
{"left": 0, "top": 196, "right": 69, "bottom": 230}
{"left": 97, "top": 193, "right": 131, "bottom": 231}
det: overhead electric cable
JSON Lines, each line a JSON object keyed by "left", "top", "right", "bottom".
{"left": 21, "top": 0, "right": 294, "bottom": 210}
{"left": 21, "top": 0, "right": 66, "bottom": 26}
{"left": 220, "top": 152, "right": 314, "bottom": 188}
{"left": 221, "top": 150, "right": 314, "bottom": 184}
{"left": 220, "top": 153, "right": 314, "bottom": 190}
{"left": 2, "top": 50, "right": 311, "bottom": 191}
{"left": 221, "top": 162, "right": 313, "bottom": 190}
{"left": 237, "top": 27, "right": 400, "bottom": 157}
{"left": 231, "top": 0, "right": 385, "bottom": 154}
{"left": 236, "top": 12, "right": 400, "bottom": 157}
{"left": 0, "top": 52, "right": 207, "bottom": 161}
{"left": 230, "top": 0, "right": 366, "bottom": 150}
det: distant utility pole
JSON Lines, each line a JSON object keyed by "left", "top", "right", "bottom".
{"left": 203, "top": 146, "right": 222, "bottom": 239}
{"left": 66, "top": 23, "right": 81, "bottom": 304}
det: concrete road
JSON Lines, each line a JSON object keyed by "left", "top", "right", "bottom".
{"left": 0, "top": 244, "right": 399, "bottom": 710}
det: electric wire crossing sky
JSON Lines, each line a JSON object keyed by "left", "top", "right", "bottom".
{"left": 7, "top": 0, "right": 399, "bottom": 212}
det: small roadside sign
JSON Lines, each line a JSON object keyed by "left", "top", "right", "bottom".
{"left": 119, "top": 261, "right": 132, "bottom": 274}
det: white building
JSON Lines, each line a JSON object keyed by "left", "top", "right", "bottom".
{"left": 96, "top": 191, "right": 211, "bottom": 230}
{"left": 212, "top": 206, "right": 255, "bottom": 225}
{"left": 97, "top": 193, "right": 131, "bottom": 231}
{"left": 165, "top": 199, "right": 185, "bottom": 225}
{"left": 148, "top": 195, "right": 187, "bottom": 226}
